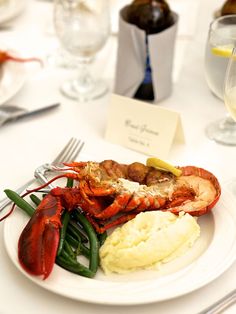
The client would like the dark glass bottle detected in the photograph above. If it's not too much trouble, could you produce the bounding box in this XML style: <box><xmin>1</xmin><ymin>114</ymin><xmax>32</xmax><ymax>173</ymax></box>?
<box><xmin>220</xmin><ymin>0</ymin><xmax>236</xmax><ymax>15</ymax></box>
<box><xmin>126</xmin><ymin>0</ymin><xmax>174</xmax><ymax>101</ymax></box>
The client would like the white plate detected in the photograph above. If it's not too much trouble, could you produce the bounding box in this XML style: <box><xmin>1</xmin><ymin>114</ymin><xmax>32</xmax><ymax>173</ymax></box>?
<box><xmin>3</xmin><ymin>188</ymin><xmax>236</xmax><ymax>305</ymax></box>
<box><xmin>0</xmin><ymin>0</ymin><xmax>27</xmax><ymax>25</ymax></box>
<box><xmin>0</xmin><ymin>58</ymin><xmax>26</xmax><ymax>105</ymax></box>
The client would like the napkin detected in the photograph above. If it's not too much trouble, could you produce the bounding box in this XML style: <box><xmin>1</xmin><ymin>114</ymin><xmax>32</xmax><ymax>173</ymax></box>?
<box><xmin>114</xmin><ymin>8</ymin><xmax>178</xmax><ymax>103</ymax></box>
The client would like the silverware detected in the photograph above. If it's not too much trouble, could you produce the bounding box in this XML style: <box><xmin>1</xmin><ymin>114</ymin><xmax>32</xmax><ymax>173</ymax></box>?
<box><xmin>0</xmin><ymin>103</ymin><xmax>60</xmax><ymax>127</ymax></box>
<box><xmin>34</xmin><ymin>138</ymin><xmax>84</xmax><ymax>189</ymax></box>
<box><xmin>0</xmin><ymin>137</ymin><xmax>84</xmax><ymax>212</ymax></box>
<box><xmin>198</xmin><ymin>289</ymin><xmax>236</xmax><ymax>314</ymax></box>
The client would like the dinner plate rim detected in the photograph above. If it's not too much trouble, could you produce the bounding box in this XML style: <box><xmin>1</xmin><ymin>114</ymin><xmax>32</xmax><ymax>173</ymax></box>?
<box><xmin>0</xmin><ymin>0</ymin><xmax>27</xmax><ymax>25</ymax></box>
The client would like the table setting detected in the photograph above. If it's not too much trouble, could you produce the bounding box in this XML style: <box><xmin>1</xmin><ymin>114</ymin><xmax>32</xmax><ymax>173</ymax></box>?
<box><xmin>1</xmin><ymin>0</ymin><xmax>236</xmax><ymax>314</ymax></box>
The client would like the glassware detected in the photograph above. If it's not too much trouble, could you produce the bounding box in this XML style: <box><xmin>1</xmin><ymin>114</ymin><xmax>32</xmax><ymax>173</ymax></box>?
<box><xmin>53</xmin><ymin>0</ymin><xmax>110</xmax><ymax>101</ymax></box>
<box><xmin>223</xmin><ymin>46</ymin><xmax>236</xmax><ymax>194</ymax></box>
<box><xmin>224</xmin><ymin>47</ymin><xmax>236</xmax><ymax>123</ymax></box>
<box><xmin>205</xmin><ymin>14</ymin><xmax>236</xmax><ymax>145</ymax></box>
<box><xmin>221</xmin><ymin>0</ymin><xmax>236</xmax><ymax>16</ymax></box>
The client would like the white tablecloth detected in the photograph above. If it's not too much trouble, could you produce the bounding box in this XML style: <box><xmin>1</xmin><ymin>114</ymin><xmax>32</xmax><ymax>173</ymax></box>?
<box><xmin>1</xmin><ymin>0</ymin><xmax>236</xmax><ymax>313</ymax></box>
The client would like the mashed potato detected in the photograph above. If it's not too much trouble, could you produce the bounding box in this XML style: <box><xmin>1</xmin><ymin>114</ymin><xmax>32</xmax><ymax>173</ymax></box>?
<box><xmin>99</xmin><ymin>211</ymin><xmax>200</xmax><ymax>274</ymax></box>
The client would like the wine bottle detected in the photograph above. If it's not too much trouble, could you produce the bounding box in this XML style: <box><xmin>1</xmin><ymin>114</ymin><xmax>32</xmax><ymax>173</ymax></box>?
<box><xmin>126</xmin><ymin>0</ymin><xmax>174</xmax><ymax>101</ymax></box>
<box><xmin>220</xmin><ymin>0</ymin><xmax>236</xmax><ymax>15</ymax></box>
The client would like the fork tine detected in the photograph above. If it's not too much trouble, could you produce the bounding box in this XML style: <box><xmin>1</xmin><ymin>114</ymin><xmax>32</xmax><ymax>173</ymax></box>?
<box><xmin>52</xmin><ymin>138</ymin><xmax>76</xmax><ymax>164</ymax></box>
<box><xmin>66</xmin><ymin>141</ymin><xmax>84</xmax><ymax>162</ymax></box>
<box><xmin>63</xmin><ymin>139</ymin><xmax>80</xmax><ymax>162</ymax></box>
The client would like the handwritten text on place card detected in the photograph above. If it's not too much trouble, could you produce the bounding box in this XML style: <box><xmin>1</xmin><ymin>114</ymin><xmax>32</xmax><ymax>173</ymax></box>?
<box><xmin>105</xmin><ymin>94</ymin><xmax>185</xmax><ymax>158</ymax></box>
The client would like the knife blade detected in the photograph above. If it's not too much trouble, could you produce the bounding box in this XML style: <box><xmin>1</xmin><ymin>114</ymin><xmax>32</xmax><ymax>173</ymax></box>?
<box><xmin>9</xmin><ymin>102</ymin><xmax>60</xmax><ymax>122</ymax></box>
<box><xmin>0</xmin><ymin>103</ymin><xmax>60</xmax><ymax>124</ymax></box>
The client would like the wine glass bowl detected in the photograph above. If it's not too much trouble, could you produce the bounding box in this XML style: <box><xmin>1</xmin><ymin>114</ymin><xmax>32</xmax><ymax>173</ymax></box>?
<box><xmin>223</xmin><ymin>47</ymin><xmax>236</xmax><ymax>196</ymax></box>
<box><xmin>205</xmin><ymin>14</ymin><xmax>236</xmax><ymax>145</ymax></box>
<box><xmin>205</xmin><ymin>15</ymin><xmax>236</xmax><ymax>100</ymax></box>
<box><xmin>54</xmin><ymin>0</ymin><xmax>110</xmax><ymax>101</ymax></box>
<box><xmin>224</xmin><ymin>47</ymin><xmax>236</xmax><ymax>122</ymax></box>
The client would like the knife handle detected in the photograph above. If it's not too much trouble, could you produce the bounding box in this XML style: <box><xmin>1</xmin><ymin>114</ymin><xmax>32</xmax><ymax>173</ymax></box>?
<box><xmin>198</xmin><ymin>289</ymin><xmax>236</xmax><ymax>314</ymax></box>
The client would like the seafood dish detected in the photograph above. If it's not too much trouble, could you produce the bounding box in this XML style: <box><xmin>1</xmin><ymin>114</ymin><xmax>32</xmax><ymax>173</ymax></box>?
<box><xmin>1</xmin><ymin>158</ymin><xmax>221</xmax><ymax>280</ymax></box>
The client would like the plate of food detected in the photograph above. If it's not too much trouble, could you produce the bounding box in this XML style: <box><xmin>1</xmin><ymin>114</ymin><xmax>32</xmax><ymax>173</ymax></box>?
<box><xmin>3</xmin><ymin>158</ymin><xmax>236</xmax><ymax>305</ymax></box>
<box><xmin>0</xmin><ymin>48</ymin><xmax>42</xmax><ymax>105</ymax></box>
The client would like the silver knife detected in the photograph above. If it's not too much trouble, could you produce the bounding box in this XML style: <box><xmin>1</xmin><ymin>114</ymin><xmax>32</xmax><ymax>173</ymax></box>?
<box><xmin>0</xmin><ymin>103</ymin><xmax>60</xmax><ymax>126</ymax></box>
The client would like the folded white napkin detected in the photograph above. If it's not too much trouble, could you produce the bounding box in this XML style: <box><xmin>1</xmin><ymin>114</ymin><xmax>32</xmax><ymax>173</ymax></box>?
<box><xmin>114</xmin><ymin>8</ymin><xmax>178</xmax><ymax>103</ymax></box>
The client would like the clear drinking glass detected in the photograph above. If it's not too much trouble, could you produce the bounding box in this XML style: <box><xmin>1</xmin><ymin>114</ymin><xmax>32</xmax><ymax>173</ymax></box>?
<box><xmin>224</xmin><ymin>46</ymin><xmax>236</xmax><ymax>195</ymax></box>
<box><xmin>225</xmin><ymin>47</ymin><xmax>236</xmax><ymax>121</ymax></box>
<box><xmin>54</xmin><ymin>0</ymin><xmax>110</xmax><ymax>101</ymax></box>
<box><xmin>205</xmin><ymin>14</ymin><xmax>236</xmax><ymax>145</ymax></box>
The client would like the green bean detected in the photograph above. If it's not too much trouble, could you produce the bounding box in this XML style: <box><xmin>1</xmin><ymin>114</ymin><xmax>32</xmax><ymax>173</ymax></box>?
<box><xmin>65</xmin><ymin>233</ymin><xmax>79</xmax><ymax>248</ymax></box>
<box><xmin>67</xmin><ymin>224</ymin><xmax>81</xmax><ymax>241</ymax></box>
<box><xmin>68</xmin><ymin>220</ymin><xmax>88</xmax><ymax>243</ymax></box>
<box><xmin>79</xmin><ymin>242</ymin><xmax>90</xmax><ymax>259</ymax></box>
<box><xmin>65</xmin><ymin>233</ymin><xmax>90</xmax><ymax>259</ymax></box>
<box><xmin>74</xmin><ymin>210</ymin><xmax>99</xmax><ymax>273</ymax></box>
<box><xmin>5</xmin><ymin>183</ymin><xmax>99</xmax><ymax>279</ymax></box>
<box><xmin>60</xmin><ymin>249</ymin><xmax>94</xmax><ymax>276</ymax></box>
<box><xmin>30</xmin><ymin>194</ymin><xmax>41</xmax><ymax>206</ymax></box>
<box><xmin>63</xmin><ymin>240</ymin><xmax>76</xmax><ymax>259</ymax></box>
<box><xmin>56</xmin><ymin>178</ymin><xmax>74</xmax><ymax>256</ymax></box>
<box><xmin>4</xmin><ymin>189</ymin><xmax>35</xmax><ymax>217</ymax></box>
<box><xmin>98</xmin><ymin>231</ymin><xmax>107</xmax><ymax>246</ymax></box>
<box><xmin>65</xmin><ymin>233</ymin><xmax>82</xmax><ymax>257</ymax></box>
<box><xmin>57</xmin><ymin>212</ymin><xmax>70</xmax><ymax>256</ymax></box>
<box><xmin>67</xmin><ymin>178</ymin><xmax>74</xmax><ymax>188</ymax></box>
<box><xmin>56</xmin><ymin>254</ymin><xmax>95</xmax><ymax>278</ymax></box>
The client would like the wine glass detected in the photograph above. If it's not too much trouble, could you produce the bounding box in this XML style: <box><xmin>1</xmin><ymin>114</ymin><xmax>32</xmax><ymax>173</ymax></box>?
<box><xmin>223</xmin><ymin>46</ymin><xmax>236</xmax><ymax>195</ymax></box>
<box><xmin>54</xmin><ymin>0</ymin><xmax>110</xmax><ymax>101</ymax></box>
<box><xmin>205</xmin><ymin>14</ymin><xmax>236</xmax><ymax>145</ymax></box>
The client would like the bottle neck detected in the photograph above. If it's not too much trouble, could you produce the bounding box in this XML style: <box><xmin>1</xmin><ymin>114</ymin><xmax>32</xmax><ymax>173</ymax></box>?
<box><xmin>131</xmin><ymin>0</ymin><xmax>167</xmax><ymax>4</ymax></box>
<box><xmin>221</xmin><ymin>0</ymin><xmax>236</xmax><ymax>15</ymax></box>
<box><xmin>127</xmin><ymin>0</ymin><xmax>174</xmax><ymax>34</ymax></box>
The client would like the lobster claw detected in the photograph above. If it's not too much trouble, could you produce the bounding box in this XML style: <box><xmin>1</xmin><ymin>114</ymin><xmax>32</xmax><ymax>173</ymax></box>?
<box><xmin>18</xmin><ymin>194</ymin><xmax>62</xmax><ymax>279</ymax></box>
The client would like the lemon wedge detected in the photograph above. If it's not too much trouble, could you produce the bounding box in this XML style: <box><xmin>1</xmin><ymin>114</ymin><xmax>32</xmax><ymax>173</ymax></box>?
<box><xmin>146</xmin><ymin>157</ymin><xmax>182</xmax><ymax>177</ymax></box>
<box><xmin>211</xmin><ymin>45</ymin><xmax>233</xmax><ymax>58</ymax></box>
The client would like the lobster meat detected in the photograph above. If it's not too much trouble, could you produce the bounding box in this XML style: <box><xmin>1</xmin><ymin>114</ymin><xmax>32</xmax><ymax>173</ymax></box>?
<box><xmin>10</xmin><ymin>160</ymin><xmax>222</xmax><ymax>279</ymax></box>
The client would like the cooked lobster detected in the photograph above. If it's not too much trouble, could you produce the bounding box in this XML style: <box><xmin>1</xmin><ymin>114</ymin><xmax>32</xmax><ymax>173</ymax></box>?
<box><xmin>4</xmin><ymin>160</ymin><xmax>221</xmax><ymax>279</ymax></box>
<box><xmin>0</xmin><ymin>50</ymin><xmax>42</xmax><ymax>65</ymax></box>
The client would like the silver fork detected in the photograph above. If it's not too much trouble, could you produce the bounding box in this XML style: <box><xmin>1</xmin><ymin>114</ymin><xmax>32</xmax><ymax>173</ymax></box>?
<box><xmin>0</xmin><ymin>137</ymin><xmax>84</xmax><ymax>212</ymax></box>
<box><xmin>34</xmin><ymin>138</ymin><xmax>84</xmax><ymax>189</ymax></box>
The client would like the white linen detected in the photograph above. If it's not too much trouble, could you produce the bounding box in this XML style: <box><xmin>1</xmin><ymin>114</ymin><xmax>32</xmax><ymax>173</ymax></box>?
<box><xmin>0</xmin><ymin>0</ymin><xmax>236</xmax><ymax>314</ymax></box>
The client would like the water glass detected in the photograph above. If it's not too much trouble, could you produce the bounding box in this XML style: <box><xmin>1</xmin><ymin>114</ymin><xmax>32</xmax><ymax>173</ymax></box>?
<box><xmin>54</xmin><ymin>0</ymin><xmax>110</xmax><ymax>101</ymax></box>
<box><xmin>205</xmin><ymin>14</ymin><xmax>236</xmax><ymax>145</ymax></box>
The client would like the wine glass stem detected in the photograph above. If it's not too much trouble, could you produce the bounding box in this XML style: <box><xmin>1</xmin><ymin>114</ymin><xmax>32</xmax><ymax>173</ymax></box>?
<box><xmin>73</xmin><ymin>59</ymin><xmax>94</xmax><ymax>94</ymax></box>
<box><xmin>220</xmin><ymin>114</ymin><xmax>236</xmax><ymax>129</ymax></box>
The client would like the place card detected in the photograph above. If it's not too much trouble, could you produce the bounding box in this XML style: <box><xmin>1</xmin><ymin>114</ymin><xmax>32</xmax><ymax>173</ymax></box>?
<box><xmin>105</xmin><ymin>94</ymin><xmax>185</xmax><ymax>158</ymax></box>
